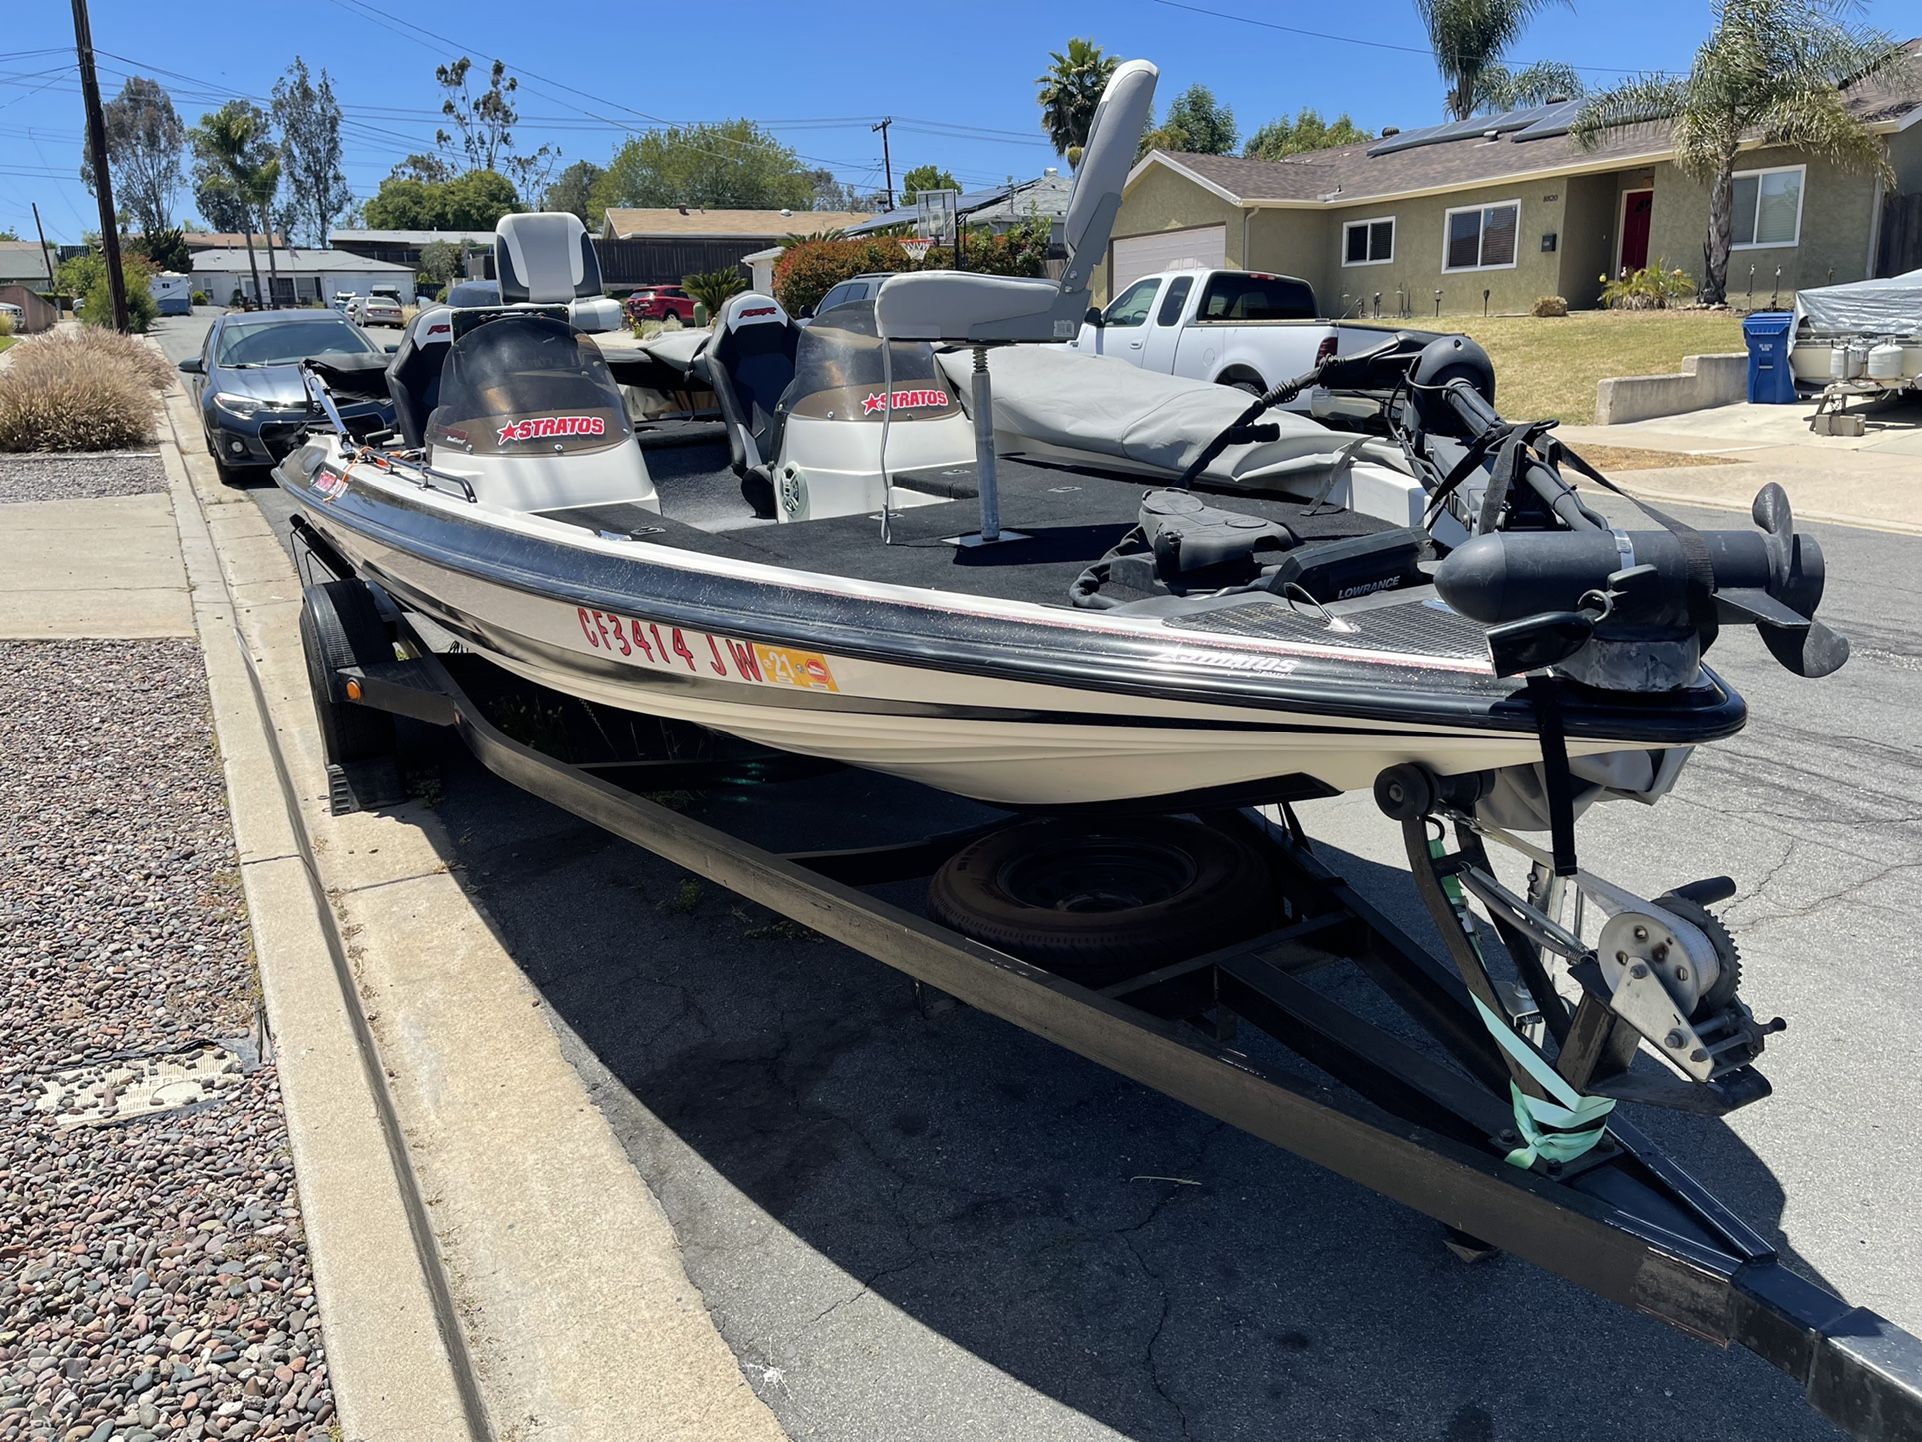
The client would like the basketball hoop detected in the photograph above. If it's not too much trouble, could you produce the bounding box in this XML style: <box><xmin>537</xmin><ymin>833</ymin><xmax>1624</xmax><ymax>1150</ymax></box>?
<box><xmin>899</xmin><ymin>236</ymin><xmax>934</xmax><ymax>263</ymax></box>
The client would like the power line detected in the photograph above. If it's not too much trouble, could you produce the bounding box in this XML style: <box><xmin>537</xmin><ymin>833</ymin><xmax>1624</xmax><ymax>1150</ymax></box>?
<box><xmin>1146</xmin><ymin>0</ymin><xmax>1660</xmax><ymax>76</ymax></box>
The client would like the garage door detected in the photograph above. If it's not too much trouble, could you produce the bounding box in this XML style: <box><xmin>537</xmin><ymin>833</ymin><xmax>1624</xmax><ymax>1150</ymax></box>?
<box><xmin>1111</xmin><ymin>225</ymin><xmax>1227</xmax><ymax>292</ymax></box>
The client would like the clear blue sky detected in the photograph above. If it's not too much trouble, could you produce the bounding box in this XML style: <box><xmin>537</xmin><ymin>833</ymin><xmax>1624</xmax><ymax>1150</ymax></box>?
<box><xmin>3</xmin><ymin>0</ymin><xmax>1915</xmax><ymax>242</ymax></box>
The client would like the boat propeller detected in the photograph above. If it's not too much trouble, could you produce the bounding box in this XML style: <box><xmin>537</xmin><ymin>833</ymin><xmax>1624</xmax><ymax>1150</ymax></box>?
<box><xmin>1435</xmin><ymin>482</ymin><xmax>1849</xmax><ymax>686</ymax></box>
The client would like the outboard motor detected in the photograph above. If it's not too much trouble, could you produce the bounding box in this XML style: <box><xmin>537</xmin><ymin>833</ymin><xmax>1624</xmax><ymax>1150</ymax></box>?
<box><xmin>1385</xmin><ymin>337</ymin><xmax>1848</xmax><ymax>690</ymax></box>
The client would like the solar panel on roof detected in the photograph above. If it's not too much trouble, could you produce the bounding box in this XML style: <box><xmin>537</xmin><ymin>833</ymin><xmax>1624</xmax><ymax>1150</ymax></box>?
<box><xmin>1512</xmin><ymin>97</ymin><xmax>1589</xmax><ymax>142</ymax></box>
<box><xmin>1365</xmin><ymin>102</ymin><xmax>1567</xmax><ymax>156</ymax></box>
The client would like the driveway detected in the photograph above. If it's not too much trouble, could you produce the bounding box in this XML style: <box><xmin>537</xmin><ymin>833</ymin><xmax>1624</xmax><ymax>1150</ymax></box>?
<box><xmin>149</xmin><ymin>305</ymin><xmax>1922</xmax><ymax>1441</ymax></box>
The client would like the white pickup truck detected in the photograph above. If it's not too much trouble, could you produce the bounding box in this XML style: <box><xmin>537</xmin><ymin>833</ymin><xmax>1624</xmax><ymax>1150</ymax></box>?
<box><xmin>1066</xmin><ymin>268</ymin><xmax>1432</xmax><ymax>412</ymax></box>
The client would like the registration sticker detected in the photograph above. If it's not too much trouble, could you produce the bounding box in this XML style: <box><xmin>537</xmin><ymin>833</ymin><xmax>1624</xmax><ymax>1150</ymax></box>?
<box><xmin>574</xmin><ymin>606</ymin><xmax>838</xmax><ymax>692</ymax></box>
<box><xmin>312</xmin><ymin>469</ymin><xmax>349</xmax><ymax>500</ymax></box>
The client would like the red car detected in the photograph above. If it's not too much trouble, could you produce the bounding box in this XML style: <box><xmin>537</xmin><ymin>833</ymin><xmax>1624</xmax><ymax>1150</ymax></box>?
<box><xmin>624</xmin><ymin>285</ymin><xmax>697</xmax><ymax>325</ymax></box>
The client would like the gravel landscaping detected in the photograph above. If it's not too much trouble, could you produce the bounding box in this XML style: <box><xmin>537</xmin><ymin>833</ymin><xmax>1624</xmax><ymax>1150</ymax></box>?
<box><xmin>0</xmin><ymin>455</ymin><xmax>167</xmax><ymax>507</ymax></box>
<box><xmin>0</xmin><ymin>640</ymin><xmax>333</xmax><ymax>1441</ymax></box>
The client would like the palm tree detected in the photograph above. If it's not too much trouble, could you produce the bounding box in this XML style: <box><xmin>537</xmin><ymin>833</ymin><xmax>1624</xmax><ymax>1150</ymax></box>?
<box><xmin>1415</xmin><ymin>0</ymin><xmax>1576</xmax><ymax>121</ymax></box>
<box><xmin>1573</xmin><ymin>0</ymin><xmax>1909</xmax><ymax>305</ymax></box>
<box><xmin>193</xmin><ymin>104</ymin><xmax>281</xmax><ymax>306</ymax></box>
<box><xmin>1036</xmin><ymin>38</ymin><xmax>1118</xmax><ymax>168</ymax></box>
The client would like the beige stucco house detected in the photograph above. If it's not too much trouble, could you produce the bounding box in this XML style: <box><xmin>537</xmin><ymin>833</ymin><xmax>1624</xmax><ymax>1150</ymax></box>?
<box><xmin>1104</xmin><ymin>51</ymin><xmax>1922</xmax><ymax>317</ymax></box>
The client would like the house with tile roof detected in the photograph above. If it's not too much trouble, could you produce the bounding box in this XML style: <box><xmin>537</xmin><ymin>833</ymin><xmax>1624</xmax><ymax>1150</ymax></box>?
<box><xmin>1105</xmin><ymin>47</ymin><xmax>1922</xmax><ymax>316</ymax></box>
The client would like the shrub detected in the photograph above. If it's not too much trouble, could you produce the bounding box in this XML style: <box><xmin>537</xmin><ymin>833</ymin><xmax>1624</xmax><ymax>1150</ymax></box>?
<box><xmin>680</xmin><ymin>267</ymin><xmax>749</xmax><ymax>321</ymax></box>
<box><xmin>1599</xmin><ymin>260</ymin><xmax>1695</xmax><ymax>311</ymax></box>
<box><xmin>1531</xmin><ymin>295</ymin><xmax>1569</xmax><ymax>317</ymax></box>
<box><xmin>0</xmin><ymin>312</ymin><xmax>14</xmax><ymax>338</ymax></box>
<box><xmin>0</xmin><ymin>331</ymin><xmax>162</xmax><ymax>451</ymax></box>
<box><xmin>774</xmin><ymin>238</ymin><xmax>914</xmax><ymax>316</ymax></box>
<box><xmin>191</xmin><ymin>290</ymin><xmax>209</xmax><ymax>306</ymax></box>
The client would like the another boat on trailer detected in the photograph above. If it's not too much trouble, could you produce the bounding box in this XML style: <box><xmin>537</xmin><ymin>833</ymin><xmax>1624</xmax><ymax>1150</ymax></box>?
<box><xmin>272</xmin><ymin>57</ymin><xmax>1920</xmax><ymax>1441</ymax></box>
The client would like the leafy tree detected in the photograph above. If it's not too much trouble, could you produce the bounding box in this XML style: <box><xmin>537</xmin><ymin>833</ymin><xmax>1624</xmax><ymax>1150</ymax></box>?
<box><xmin>806</xmin><ymin>171</ymin><xmax>879</xmax><ymax>212</ymax></box>
<box><xmin>1478</xmin><ymin>60</ymin><xmax>1584</xmax><ymax>113</ymax></box>
<box><xmin>0</xmin><ymin>229</ymin><xmax>18</xmax><ymax>241</ymax></box>
<box><xmin>191</xmin><ymin>101</ymin><xmax>281</xmax><ymax>306</ymax></box>
<box><xmin>1164</xmin><ymin>84</ymin><xmax>1237</xmax><ymax>155</ymax></box>
<box><xmin>591</xmin><ymin>121</ymin><xmax>814</xmax><ymax>211</ymax></box>
<box><xmin>899</xmin><ymin>164</ymin><xmax>959</xmax><ymax>205</ymax></box>
<box><xmin>544</xmin><ymin>159</ymin><xmax>603</xmax><ymax>223</ymax></box>
<box><xmin>1415</xmin><ymin>0</ymin><xmax>1574</xmax><ymax>121</ymax></box>
<box><xmin>435</xmin><ymin>57</ymin><xmax>557</xmax><ymax>202</ymax></box>
<box><xmin>1037</xmin><ymin>38</ymin><xmax>1119</xmax><ymax>167</ymax></box>
<box><xmin>78</xmin><ymin>76</ymin><xmax>186</xmax><ymax>239</ymax></box>
<box><xmin>418</xmin><ymin>239</ymin><xmax>461</xmax><ymax>286</ymax></box>
<box><xmin>1243</xmin><ymin>108</ymin><xmax>1375</xmax><ymax>160</ymax></box>
<box><xmin>138</xmin><ymin>225</ymin><xmax>190</xmax><ymax>273</ymax></box>
<box><xmin>362</xmin><ymin>169</ymin><xmax>519</xmax><ymax>231</ymax></box>
<box><xmin>272</xmin><ymin>58</ymin><xmax>352</xmax><ymax>246</ymax></box>
<box><xmin>389</xmin><ymin>152</ymin><xmax>454</xmax><ymax>184</ymax></box>
<box><xmin>1574</xmin><ymin>0</ymin><xmax>1910</xmax><ymax>305</ymax></box>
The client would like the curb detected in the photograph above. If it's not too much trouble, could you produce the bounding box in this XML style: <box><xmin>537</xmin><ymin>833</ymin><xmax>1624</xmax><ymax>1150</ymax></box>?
<box><xmin>157</xmin><ymin>390</ymin><xmax>489</xmax><ymax>1442</ymax></box>
<box><xmin>160</xmin><ymin>388</ymin><xmax>789</xmax><ymax>1440</ymax></box>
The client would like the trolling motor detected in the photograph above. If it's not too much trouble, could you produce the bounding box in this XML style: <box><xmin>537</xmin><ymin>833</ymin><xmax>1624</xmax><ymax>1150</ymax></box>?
<box><xmin>1382</xmin><ymin>336</ymin><xmax>1849</xmax><ymax>689</ymax></box>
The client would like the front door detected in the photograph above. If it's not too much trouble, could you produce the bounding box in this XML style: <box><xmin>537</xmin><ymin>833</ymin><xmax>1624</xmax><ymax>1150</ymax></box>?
<box><xmin>1620</xmin><ymin>189</ymin><xmax>1654</xmax><ymax>273</ymax></box>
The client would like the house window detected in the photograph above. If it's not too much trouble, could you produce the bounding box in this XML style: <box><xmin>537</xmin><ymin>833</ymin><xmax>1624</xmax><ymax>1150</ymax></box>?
<box><xmin>1342</xmin><ymin>217</ymin><xmax>1395</xmax><ymax>266</ymax></box>
<box><xmin>1732</xmin><ymin>164</ymin><xmax>1804</xmax><ymax>249</ymax></box>
<box><xmin>1442</xmin><ymin>200</ymin><xmax>1520</xmax><ymax>272</ymax></box>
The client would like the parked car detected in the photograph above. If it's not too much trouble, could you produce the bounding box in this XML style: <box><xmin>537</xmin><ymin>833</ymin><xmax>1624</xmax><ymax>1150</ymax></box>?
<box><xmin>800</xmin><ymin>273</ymin><xmax>894</xmax><ymax>324</ymax></box>
<box><xmin>356</xmin><ymin>294</ymin><xmax>405</xmax><ymax>328</ymax></box>
<box><xmin>444</xmin><ymin>279</ymin><xmax>501</xmax><ymax>308</ymax></box>
<box><xmin>0</xmin><ymin>301</ymin><xmax>23</xmax><ymax>326</ymax></box>
<box><xmin>330</xmin><ymin>290</ymin><xmax>358</xmax><ymax>311</ymax></box>
<box><xmin>176</xmin><ymin>309</ymin><xmax>395</xmax><ymax>481</ymax></box>
<box><xmin>624</xmin><ymin>285</ymin><xmax>697</xmax><ymax>325</ymax></box>
<box><xmin>1066</xmin><ymin>268</ymin><xmax>1436</xmax><ymax>411</ymax></box>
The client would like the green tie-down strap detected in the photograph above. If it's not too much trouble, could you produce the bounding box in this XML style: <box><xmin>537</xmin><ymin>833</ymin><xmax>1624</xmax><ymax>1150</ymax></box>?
<box><xmin>1426</xmin><ymin>837</ymin><xmax>1614</xmax><ymax>1169</ymax></box>
<box><xmin>1471</xmin><ymin>993</ymin><xmax>1615</xmax><ymax>1168</ymax></box>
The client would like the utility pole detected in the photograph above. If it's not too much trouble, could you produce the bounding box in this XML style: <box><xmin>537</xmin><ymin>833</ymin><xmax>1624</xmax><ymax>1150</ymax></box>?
<box><xmin>31</xmin><ymin>203</ymin><xmax>57</xmax><ymax>298</ymax></box>
<box><xmin>70</xmin><ymin>0</ymin><xmax>128</xmax><ymax>332</ymax></box>
<box><xmin>872</xmin><ymin>117</ymin><xmax>894</xmax><ymax>211</ymax></box>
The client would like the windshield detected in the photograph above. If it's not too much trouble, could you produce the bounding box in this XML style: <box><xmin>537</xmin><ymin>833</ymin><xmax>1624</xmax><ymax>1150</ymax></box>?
<box><xmin>428</xmin><ymin>314</ymin><xmax>630</xmax><ymax>457</ymax></box>
<box><xmin>446</xmin><ymin>280</ymin><xmax>501</xmax><ymax>307</ymax></box>
<box><xmin>217</xmin><ymin>318</ymin><xmax>380</xmax><ymax>367</ymax></box>
<box><xmin>784</xmin><ymin>301</ymin><xmax>959</xmax><ymax>423</ymax></box>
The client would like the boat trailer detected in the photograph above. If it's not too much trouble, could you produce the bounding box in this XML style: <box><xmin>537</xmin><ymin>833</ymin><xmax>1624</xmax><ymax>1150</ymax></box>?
<box><xmin>291</xmin><ymin>516</ymin><xmax>1922</xmax><ymax>1442</ymax></box>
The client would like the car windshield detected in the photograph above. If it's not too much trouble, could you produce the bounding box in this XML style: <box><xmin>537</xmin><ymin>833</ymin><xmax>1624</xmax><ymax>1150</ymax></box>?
<box><xmin>446</xmin><ymin>280</ymin><xmax>500</xmax><ymax>307</ymax></box>
<box><xmin>217</xmin><ymin>318</ymin><xmax>379</xmax><ymax>366</ymax></box>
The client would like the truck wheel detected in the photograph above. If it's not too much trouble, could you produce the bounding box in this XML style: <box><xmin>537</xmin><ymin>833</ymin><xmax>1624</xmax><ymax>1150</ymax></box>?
<box><xmin>927</xmin><ymin>816</ymin><xmax>1272</xmax><ymax>985</ymax></box>
<box><xmin>299</xmin><ymin>579</ymin><xmax>396</xmax><ymax>767</ymax></box>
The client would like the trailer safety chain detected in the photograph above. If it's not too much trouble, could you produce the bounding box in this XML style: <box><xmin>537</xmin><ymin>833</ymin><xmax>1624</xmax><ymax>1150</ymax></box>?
<box><xmin>1429</xmin><ymin>836</ymin><xmax>1613</xmax><ymax>1169</ymax></box>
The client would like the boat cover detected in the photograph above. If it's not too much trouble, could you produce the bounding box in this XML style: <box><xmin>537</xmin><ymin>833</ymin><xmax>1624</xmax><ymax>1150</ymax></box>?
<box><xmin>1791</xmin><ymin>268</ymin><xmax>1922</xmax><ymax>345</ymax></box>
<box><xmin>933</xmin><ymin>344</ymin><xmax>1372</xmax><ymax>486</ymax></box>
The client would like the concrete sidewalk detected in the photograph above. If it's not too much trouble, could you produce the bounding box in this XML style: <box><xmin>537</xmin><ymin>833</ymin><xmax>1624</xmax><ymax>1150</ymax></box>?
<box><xmin>1561</xmin><ymin>397</ymin><xmax>1922</xmax><ymax>536</ymax></box>
<box><xmin>154</xmin><ymin>388</ymin><xmax>788</xmax><ymax>1442</ymax></box>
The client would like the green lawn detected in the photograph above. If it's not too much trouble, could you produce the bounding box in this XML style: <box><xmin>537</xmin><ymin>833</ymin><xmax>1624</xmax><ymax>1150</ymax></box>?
<box><xmin>0</xmin><ymin>336</ymin><xmax>16</xmax><ymax>353</ymax></box>
<box><xmin>1440</xmin><ymin>310</ymin><xmax>1747</xmax><ymax>425</ymax></box>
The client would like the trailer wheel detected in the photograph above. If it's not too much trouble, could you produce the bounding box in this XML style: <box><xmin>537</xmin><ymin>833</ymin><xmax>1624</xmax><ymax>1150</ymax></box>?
<box><xmin>928</xmin><ymin>816</ymin><xmax>1271</xmax><ymax>984</ymax></box>
<box><xmin>299</xmin><ymin>579</ymin><xmax>396</xmax><ymax>766</ymax></box>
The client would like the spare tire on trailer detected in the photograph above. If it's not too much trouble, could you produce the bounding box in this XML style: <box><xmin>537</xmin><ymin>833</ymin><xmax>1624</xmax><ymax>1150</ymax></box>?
<box><xmin>927</xmin><ymin>816</ymin><xmax>1273</xmax><ymax>985</ymax></box>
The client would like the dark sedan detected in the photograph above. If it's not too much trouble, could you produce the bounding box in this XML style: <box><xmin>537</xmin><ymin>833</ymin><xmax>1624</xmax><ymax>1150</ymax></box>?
<box><xmin>178</xmin><ymin>310</ymin><xmax>396</xmax><ymax>480</ymax></box>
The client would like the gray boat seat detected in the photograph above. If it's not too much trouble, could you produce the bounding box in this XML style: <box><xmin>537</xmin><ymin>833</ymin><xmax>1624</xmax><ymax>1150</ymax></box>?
<box><xmin>874</xmin><ymin>59</ymin><xmax>1157</xmax><ymax>346</ymax></box>
<box><xmin>495</xmin><ymin>212</ymin><xmax>604</xmax><ymax>304</ymax></box>
<box><xmin>701</xmin><ymin>293</ymin><xmax>799</xmax><ymax>477</ymax></box>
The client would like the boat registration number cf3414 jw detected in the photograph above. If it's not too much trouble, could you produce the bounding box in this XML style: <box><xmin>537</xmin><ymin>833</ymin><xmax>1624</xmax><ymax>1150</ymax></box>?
<box><xmin>574</xmin><ymin>606</ymin><xmax>839</xmax><ymax>693</ymax></box>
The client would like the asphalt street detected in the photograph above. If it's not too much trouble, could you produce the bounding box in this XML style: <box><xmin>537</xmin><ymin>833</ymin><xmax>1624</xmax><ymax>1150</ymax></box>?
<box><xmin>153</xmin><ymin>309</ymin><xmax>1922</xmax><ymax>1442</ymax></box>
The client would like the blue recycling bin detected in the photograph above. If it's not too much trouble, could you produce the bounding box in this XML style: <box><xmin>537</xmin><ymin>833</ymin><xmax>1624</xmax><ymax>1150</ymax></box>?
<box><xmin>1743</xmin><ymin>311</ymin><xmax>1797</xmax><ymax>404</ymax></box>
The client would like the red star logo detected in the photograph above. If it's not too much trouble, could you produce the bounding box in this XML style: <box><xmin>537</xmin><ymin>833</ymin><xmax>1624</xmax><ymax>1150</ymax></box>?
<box><xmin>861</xmin><ymin>392</ymin><xmax>884</xmax><ymax>415</ymax></box>
<box><xmin>497</xmin><ymin>422</ymin><xmax>517</xmax><ymax>444</ymax></box>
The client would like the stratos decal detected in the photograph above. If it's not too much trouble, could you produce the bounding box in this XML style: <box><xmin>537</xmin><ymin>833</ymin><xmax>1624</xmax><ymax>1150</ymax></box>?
<box><xmin>573</xmin><ymin>605</ymin><xmax>839</xmax><ymax>692</ymax></box>
<box><xmin>861</xmin><ymin>388</ymin><xmax>950</xmax><ymax>415</ymax></box>
<box><xmin>497</xmin><ymin>415</ymin><xmax>607</xmax><ymax>444</ymax></box>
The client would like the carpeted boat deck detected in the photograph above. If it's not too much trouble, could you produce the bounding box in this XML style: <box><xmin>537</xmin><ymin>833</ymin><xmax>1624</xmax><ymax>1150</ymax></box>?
<box><xmin>538</xmin><ymin>444</ymin><xmax>1394</xmax><ymax>610</ymax></box>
